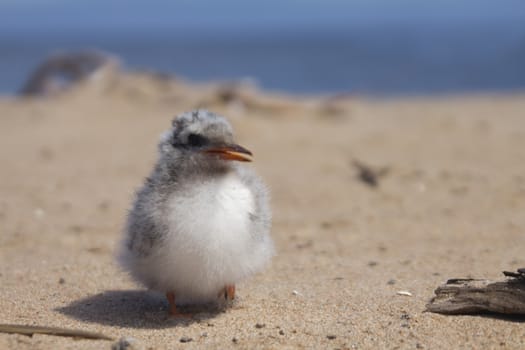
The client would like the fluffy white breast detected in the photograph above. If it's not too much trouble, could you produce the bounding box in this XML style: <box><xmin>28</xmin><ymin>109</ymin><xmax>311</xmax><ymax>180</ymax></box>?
<box><xmin>142</xmin><ymin>172</ymin><xmax>260</xmax><ymax>303</ymax></box>
<box><xmin>168</xmin><ymin>173</ymin><xmax>255</xmax><ymax>243</ymax></box>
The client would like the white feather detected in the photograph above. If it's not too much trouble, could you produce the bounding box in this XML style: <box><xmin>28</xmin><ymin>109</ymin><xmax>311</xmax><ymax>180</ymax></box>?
<box><xmin>121</xmin><ymin>173</ymin><xmax>273</xmax><ymax>304</ymax></box>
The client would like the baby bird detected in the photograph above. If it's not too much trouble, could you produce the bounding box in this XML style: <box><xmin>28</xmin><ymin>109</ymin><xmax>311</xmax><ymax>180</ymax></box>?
<box><xmin>118</xmin><ymin>110</ymin><xmax>274</xmax><ymax>316</ymax></box>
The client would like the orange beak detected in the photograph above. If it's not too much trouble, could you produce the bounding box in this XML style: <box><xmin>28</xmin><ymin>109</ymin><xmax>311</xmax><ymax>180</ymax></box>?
<box><xmin>203</xmin><ymin>144</ymin><xmax>253</xmax><ymax>162</ymax></box>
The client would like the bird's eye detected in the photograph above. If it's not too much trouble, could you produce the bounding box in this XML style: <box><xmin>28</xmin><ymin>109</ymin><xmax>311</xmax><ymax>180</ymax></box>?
<box><xmin>187</xmin><ymin>133</ymin><xmax>208</xmax><ymax>147</ymax></box>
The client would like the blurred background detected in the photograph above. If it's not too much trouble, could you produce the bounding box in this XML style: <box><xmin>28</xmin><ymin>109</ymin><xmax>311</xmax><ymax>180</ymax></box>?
<box><xmin>0</xmin><ymin>0</ymin><xmax>524</xmax><ymax>96</ymax></box>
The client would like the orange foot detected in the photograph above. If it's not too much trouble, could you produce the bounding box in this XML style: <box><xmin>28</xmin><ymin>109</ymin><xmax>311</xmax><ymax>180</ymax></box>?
<box><xmin>218</xmin><ymin>284</ymin><xmax>236</xmax><ymax>301</ymax></box>
<box><xmin>165</xmin><ymin>291</ymin><xmax>192</xmax><ymax>318</ymax></box>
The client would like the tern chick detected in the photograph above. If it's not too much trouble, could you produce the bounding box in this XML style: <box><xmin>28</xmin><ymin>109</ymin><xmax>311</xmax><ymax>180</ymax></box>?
<box><xmin>118</xmin><ymin>110</ymin><xmax>274</xmax><ymax>316</ymax></box>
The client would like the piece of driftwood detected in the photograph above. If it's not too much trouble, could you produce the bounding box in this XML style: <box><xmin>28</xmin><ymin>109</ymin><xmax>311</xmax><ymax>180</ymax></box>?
<box><xmin>0</xmin><ymin>324</ymin><xmax>113</xmax><ymax>340</ymax></box>
<box><xmin>426</xmin><ymin>269</ymin><xmax>525</xmax><ymax>315</ymax></box>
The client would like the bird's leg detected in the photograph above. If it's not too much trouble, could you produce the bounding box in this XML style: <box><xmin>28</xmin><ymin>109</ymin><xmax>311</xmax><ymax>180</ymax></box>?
<box><xmin>166</xmin><ymin>291</ymin><xmax>178</xmax><ymax>315</ymax></box>
<box><xmin>165</xmin><ymin>291</ymin><xmax>191</xmax><ymax>318</ymax></box>
<box><xmin>223</xmin><ymin>284</ymin><xmax>236</xmax><ymax>300</ymax></box>
<box><xmin>218</xmin><ymin>285</ymin><xmax>236</xmax><ymax>300</ymax></box>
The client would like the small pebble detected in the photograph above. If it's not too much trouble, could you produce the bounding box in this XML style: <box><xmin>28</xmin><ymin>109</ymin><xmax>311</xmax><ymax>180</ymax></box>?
<box><xmin>327</xmin><ymin>335</ymin><xmax>337</xmax><ymax>340</ymax></box>
<box><xmin>58</xmin><ymin>277</ymin><xmax>65</xmax><ymax>284</ymax></box>
<box><xmin>396</xmin><ymin>291</ymin><xmax>413</xmax><ymax>296</ymax></box>
<box><xmin>255</xmin><ymin>323</ymin><xmax>266</xmax><ymax>329</ymax></box>
<box><xmin>387</xmin><ymin>279</ymin><xmax>396</xmax><ymax>285</ymax></box>
<box><xmin>367</xmin><ymin>261</ymin><xmax>378</xmax><ymax>267</ymax></box>
<box><xmin>279</xmin><ymin>330</ymin><xmax>285</xmax><ymax>335</ymax></box>
<box><xmin>232</xmin><ymin>337</ymin><xmax>238</xmax><ymax>343</ymax></box>
<box><xmin>292</xmin><ymin>290</ymin><xmax>301</xmax><ymax>296</ymax></box>
<box><xmin>111</xmin><ymin>337</ymin><xmax>144</xmax><ymax>350</ymax></box>
<box><xmin>98</xmin><ymin>200</ymin><xmax>110</xmax><ymax>211</ymax></box>
<box><xmin>179</xmin><ymin>336</ymin><xmax>192</xmax><ymax>343</ymax></box>
<box><xmin>69</xmin><ymin>225</ymin><xmax>84</xmax><ymax>233</ymax></box>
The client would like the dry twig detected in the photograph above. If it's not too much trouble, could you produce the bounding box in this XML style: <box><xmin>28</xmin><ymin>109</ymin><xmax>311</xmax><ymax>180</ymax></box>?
<box><xmin>0</xmin><ymin>324</ymin><xmax>113</xmax><ymax>341</ymax></box>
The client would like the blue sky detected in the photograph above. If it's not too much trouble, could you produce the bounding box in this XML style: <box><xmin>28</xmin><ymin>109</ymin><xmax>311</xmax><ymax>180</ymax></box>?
<box><xmin>1</xmin><ymin>0</ymin><xmax>524</xmax><ymax>34</ymax></box>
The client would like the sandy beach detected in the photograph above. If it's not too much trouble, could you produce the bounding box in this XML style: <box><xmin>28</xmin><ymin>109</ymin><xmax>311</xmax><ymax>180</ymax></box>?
<box><xmin>1</xmin><ymin>73</ymin><xmax>525</xmax><ymax>349</ymax></box>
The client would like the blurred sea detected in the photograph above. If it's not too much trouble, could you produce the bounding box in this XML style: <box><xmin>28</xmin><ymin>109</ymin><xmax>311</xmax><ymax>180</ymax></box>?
<box><xmin>1</xmin><ymin>23</ymin><xmax>524</xmax><ymax>96</ymax></box>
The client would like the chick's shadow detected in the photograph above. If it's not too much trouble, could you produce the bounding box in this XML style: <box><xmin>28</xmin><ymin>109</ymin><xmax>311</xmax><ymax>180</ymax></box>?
<box><xmin>56</xmin><ymin>290</ymin><xmax>226</xmax><ymax>329</ymax></box>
